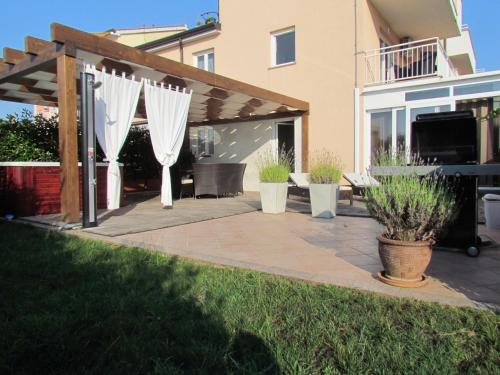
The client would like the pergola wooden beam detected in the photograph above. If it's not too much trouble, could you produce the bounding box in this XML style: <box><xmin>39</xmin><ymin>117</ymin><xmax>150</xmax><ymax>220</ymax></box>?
<box><xmin>0</xmin><ymin>42</ymin><xmax>74</xmax><ymax>84</ymax></box>
<box><xmin>0</xmin><ymin>58</ymin><xmax>6</xmax><ymax>73</ymax></box>
<box><xmin>161</xmin><ymin>75</ymin><xmax>187</xmax><ymax>88</ymax></box>
<box><xmin>188</xmin><ymin>110</ymin><xmax>305</xmax><ymax>127</ymax></box>
<box><xmin>57</xmin><ymin>54</ymin><xmax>79</xmax><ymax>223</ymax></box>
<box><xmin>0</xmin><ymin>92</ymin><xmax>56</xmax><ymax>106</ymax></box>
<box><xmin>25</xmin><ymin>36</ymin><xmax>53</xmax><ymax>55</ymax></box>
<box><xmin>3</xmin><ymin>48</ymin><xmax>26</xmax><ymax>65</ymax></box>
<box><xmin>96</xmin><ymin>58</ymin><xmax>134</xmax><ymax>76</ymax></box>
<box><xmin>301</xmin><ymin>112</ymin><xmax>309</xmax><ymax>171</ymax></box>
<box><xmin>1</xmin><ymin>90</ymin><xmax>57</xmax><ymax>103</ymax></box>
<box><xmin>51</xmin><ymin>23</ymin><xmax>309</xmax><ymax>111</ymax></box>
<box><xmin>17</xmin><ymin>84</ymin><xmax>55</xmax><ymax>96</ymax></box>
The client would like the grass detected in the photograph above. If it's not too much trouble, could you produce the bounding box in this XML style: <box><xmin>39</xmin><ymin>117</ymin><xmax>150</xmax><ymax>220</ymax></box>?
<box><xmin>0</xmin><ymin>222</ymin><xmax>499</xmax><ymax>374</ymax></box>
<box><xmin>309</xmin><ymin>151</ymin><xmax>343</xmax><ymax>184</ymax></box>
<box><xmin>257</xmin><ymin>146</ymin><xmax>292</xmax><ymax>183</ymax></box>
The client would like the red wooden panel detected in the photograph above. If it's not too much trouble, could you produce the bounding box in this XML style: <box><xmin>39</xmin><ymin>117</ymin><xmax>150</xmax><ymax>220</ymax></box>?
<box><xmin>0</xmin><ymin>165</ymin><xmax>122</xmax><ymax>217</ymax></box>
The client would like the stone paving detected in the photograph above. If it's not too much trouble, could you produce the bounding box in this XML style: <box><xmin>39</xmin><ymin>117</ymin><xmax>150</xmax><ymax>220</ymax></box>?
<box><xmin>23</xmin><ymin>192</ymin><xmax>368</xmax><ymax>236</ymax></box>
<box><xmin>76</xmin><ymin>195</ymin><xmax>500</xmax><ymax>310</ymax></box>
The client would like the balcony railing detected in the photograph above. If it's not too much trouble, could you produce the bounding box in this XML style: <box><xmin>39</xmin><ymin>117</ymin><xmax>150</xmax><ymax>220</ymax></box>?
<box><xmin>364</xmin><ymin>38</ymin><xmax>457</xmax><ymax>85</ymax></box>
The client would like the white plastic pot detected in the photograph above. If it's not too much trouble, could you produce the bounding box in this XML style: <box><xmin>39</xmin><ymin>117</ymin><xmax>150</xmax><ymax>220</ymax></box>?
<box><xmin>310</xmin><ymin>183</ymin><xmax>339</xmax><ymax>218</ymax></box>
<box><xmin>260</xmin><ymin>182</ymin><xmax>288</xmax><ymax>214</ymax></box>
<box><xmin>482</xmin><ymin>194</ymin><xmax>500</xmax><ymax>229</ymax></box>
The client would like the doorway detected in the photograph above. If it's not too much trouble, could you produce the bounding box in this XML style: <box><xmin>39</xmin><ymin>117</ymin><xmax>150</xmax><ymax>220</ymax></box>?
<box><xmin>277</xmin><ymin>121</ymin><xmax>295</xmax><ymax>171</ymax></box>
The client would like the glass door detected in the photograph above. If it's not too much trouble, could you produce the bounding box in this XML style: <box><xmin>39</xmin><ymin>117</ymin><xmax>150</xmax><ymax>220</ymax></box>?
<box><xmin>367</xmin><ymin>108</ymin><xmax>407</xmax><ymax>166</ymax></box>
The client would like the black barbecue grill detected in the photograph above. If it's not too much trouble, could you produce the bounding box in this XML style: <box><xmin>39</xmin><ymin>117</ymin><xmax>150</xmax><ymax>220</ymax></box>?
<box><xmin>372</xmin><ymin>110</ymin><xmax>500</xmax><ymax>257</ymax></box>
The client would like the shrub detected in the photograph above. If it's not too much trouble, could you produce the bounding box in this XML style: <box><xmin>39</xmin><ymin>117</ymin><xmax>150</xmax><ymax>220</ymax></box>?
<box><xmin>0</xmin><ymin>111</ymin><xmax>160</xmax><ymax>181</ymax></box>
<box><xmin>120</xmin><ymin>126</ymin><xmax>160</xmax><ymax>180</ymax></box>
<box><xmin>257</xmin><ymin>146</ymin><xmax>292</xmax><ymax>183</ymax></box>
<box><xmin>365</xmin><ymin>172</ymin><xmax>458</xmax><ymax>242</ymax></box>
<box><xmin>371</xmin><ymin>146</ymin><xmax>409</xmax><ymax>167</ymax></box>
<box><xmin>309</xmin><ymin>151</ymin><xmax>342</xmax><ymax>184</ymax></box>
<box><xmin>0</xmin><ymin>111</ymin><xmax>60</xmax><ymax>161</ymax></box>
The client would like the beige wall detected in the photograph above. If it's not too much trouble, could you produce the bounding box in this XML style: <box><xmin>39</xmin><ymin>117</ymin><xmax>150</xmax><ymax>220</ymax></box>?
<box><xmin>155</xmin><ymin>0</ymin><xmax>403</xmax><ymax>173</ymax></box>
<box><xmin>192</xmin><ymin>119</ymin><xmax>278</xmax><ymax>191</ymax></box>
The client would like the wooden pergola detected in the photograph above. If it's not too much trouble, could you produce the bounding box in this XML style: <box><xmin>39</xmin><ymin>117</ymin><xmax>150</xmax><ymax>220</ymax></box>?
<box><xmin>0</xmin><ymin>23</ymin><xmax>309</xmax><ymax>223</ymax></box>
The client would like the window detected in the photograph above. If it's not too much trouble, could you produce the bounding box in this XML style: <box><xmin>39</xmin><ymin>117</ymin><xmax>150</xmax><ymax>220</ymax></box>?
<box><xmin>454</xmin><ymin>81</ymin><xmax>500</xmax><ymax>96</ymax></box>
<box><xmin>405</xmin><ymin>88</ymin><xmax>450</xmax><ymax>101</ymax></box>
<box><xmin>369</xmin><ymin>108</ymin><xmax>407</xmax><ymax>165</ymax></box>
<box><xmin>410</xmin><ymin>105</ymin><xmax>451</xmax><ymax>122</ymax></box>
<box><xmin>371</xmin><ymin>111</ymin><xmax>392</xmax><ymax>159</ymax></box>
<box><xmin>396</xmin><ymin>109</ymin><xmax>406</xmax><ymax>150</ymax></box>
<box><xmin>190</xmin><ymin>126</ymin><xmax>214</xmax><ymax>157</ymax></box>
<box><xmin>194</xmin><ymin>50</ymin><xmax>215</xmax><ymax>72</ymax></box>
<box><xmin>271</xmin><ymin>27</ymin><xmax>295</xmax><ymax>67</ymax></box>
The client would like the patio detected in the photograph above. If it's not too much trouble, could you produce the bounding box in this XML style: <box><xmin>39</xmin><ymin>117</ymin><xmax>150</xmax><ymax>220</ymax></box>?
<box><xmin>56</xmin><ymin>193</ymin><xmax>500</xmax><ymax>310</ymax></box>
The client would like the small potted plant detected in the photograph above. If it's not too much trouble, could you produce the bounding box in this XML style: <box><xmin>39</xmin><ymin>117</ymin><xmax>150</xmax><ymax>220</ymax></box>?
<box><xmin>257</xmin><ymin>147</ymin><xmax>292</xmax><ymax>214</ymax></box>
<box><xmin>309</xmin><ymin>151</ymin><xmax>343</xmax><ymax>218</ymax></box>
<box><xmin>366</xmin><ymin>160</ymin><xmax>457</xmax><ymax>287</ymax></box>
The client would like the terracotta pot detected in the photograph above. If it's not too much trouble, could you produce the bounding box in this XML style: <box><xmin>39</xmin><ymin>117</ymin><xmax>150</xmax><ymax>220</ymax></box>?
<box><xmin>377</xmin><ymin>235</ymin><xmax>432</xmax><ymax>283</ymax></box>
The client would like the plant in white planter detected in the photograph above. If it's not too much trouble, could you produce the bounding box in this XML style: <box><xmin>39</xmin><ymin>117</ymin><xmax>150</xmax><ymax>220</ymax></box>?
<box><xmin>366</xmin><ymin>153</ymin><xmax>457</xmax><ymax>287</ymax></box>
<box><xmin>309</xmin><ymin>151</ymin><xmax>343</xmax><ymax>218</ymax></box>
<box><xmin>257</xmin><ymin>148</ymin><xmax>292</xmax><ymax>214</ymax></box>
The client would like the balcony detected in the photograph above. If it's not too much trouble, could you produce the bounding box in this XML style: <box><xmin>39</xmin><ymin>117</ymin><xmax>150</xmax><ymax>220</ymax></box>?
<box><xmin>446</xmin><ymin>25</ymin><xmax>477</xmax><ymax>75</ymax></box>
<box><xmin>369</xmin><ymin>0</ymin><xmax>461</xmax><ymax>40</ymax></box>
<box><xmin>364</xmin><ymin>38</ymin><xmax>457</xmax><ymax>85</ymax></box>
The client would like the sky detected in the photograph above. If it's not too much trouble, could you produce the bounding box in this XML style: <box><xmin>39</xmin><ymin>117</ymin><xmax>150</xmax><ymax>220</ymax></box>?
<box><xmin>0</xmin><ymin>0</ymin><xmax>499</xmax><ymax>117</ymax></box>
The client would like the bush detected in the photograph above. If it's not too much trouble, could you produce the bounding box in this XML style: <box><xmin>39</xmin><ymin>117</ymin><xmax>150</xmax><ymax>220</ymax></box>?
<box><xmin>0</xmin><ymin>111</ymin><xmax>159</xmax><ymax>181</ymax></box>
<box><xmin>371</xmin><ymin>146</ymin><xmax>409</xmax><ymax>167</ymax></box>
<box><xmin>120</xmin><ymin>126</ymin><xmax>160</xmax><ymax>180</ymax></box>
<box><xmin>309</xmin><ymin>151</ymin><xmax>342</xmax><ymax>184</ymax></box>
<box><xmin>257</xmin><ymin>146</ymin><xmax>292</xmax><ymax>183</ymax></box>
<box><xmin>365</xmin><ymin>172</ymin><xmax>458</xmax><ymax>242</ymax></box>
<box><xmin>0</xmin><ymin>111</ymin><xmax>60</xmax><ymax>161</ymax></box>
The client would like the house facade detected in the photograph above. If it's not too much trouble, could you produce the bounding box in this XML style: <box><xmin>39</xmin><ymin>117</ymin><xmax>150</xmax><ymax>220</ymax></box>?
<box><xmin>135</xmin><ymin>0</ymin><xmax>481</xmax><ymax>190</ymax></box>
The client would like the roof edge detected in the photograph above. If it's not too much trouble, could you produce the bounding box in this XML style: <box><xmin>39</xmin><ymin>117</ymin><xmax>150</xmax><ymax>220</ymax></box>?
<box><xmin>136</xmin><ymin>22</ymin><xmax>221</xmax><ymax>51</ymax></box>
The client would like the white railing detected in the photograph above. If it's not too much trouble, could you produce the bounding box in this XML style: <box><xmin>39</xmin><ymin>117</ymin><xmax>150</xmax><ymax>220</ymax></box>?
<box><xmin>365</xmin><ymin>38</ymin><xmax>457</xmax><ymax>85</ymax></box>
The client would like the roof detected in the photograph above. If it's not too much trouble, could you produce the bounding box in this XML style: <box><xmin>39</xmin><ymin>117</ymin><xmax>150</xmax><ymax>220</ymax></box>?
<box><xmin>0</xmin><ymin>23</ymin><xmax>308</xmax><ymax>126</ymax></box>
<box><xmin>106</xmin><ymin>24</ymin><xmax>187</xmax><ymax>32</ymax></box>
<box><xmin>137</xmin><ymin>22</ymin><xmax>220</xmax><ymax>51</ymax></box>
<box><xmin>94</xmin><ymin>24</ymin><xmax>188</xmax><ymax>38</ymax></box>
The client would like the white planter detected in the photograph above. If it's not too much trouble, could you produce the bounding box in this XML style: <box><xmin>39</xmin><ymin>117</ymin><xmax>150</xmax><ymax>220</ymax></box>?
<box><xmin>259</xmin><ymin>182</ymin><xmax>288</xmax><ymax>214</ymax></box>
<box><xmin>310</xmin><ymin>183</ymin><xmax>339</xmax><ymax>218</ymax></box>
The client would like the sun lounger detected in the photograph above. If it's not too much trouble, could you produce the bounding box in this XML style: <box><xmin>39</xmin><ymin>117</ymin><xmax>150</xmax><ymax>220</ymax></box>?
<box><xmin>343</xmin><ymin>172</ymin><xmax>380</xmax><ymax>196</ymax></box>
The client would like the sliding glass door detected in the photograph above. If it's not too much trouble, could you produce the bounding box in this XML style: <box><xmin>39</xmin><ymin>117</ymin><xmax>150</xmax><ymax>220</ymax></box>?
<box><xmin>370</xmin><ymin>111</ymin><xmax>392</xmax><ymax>158</ymax></box>
<box><xmin>368</xmin><ymin>108</ymin><xmax>406</xmax><ymax>165</ymax></box>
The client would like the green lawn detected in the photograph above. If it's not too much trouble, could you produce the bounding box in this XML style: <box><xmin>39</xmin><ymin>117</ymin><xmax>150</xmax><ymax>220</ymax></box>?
<box><xmin>0</xmin><ymin>222</ymin><xmax>498</xmax><ymax>374</ymax></box>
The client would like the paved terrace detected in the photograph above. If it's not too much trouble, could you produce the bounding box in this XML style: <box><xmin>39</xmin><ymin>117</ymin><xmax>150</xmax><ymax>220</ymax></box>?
<box><xmin>26</xmin><ymin>193</ymin><xmax>500</xmax><ymax>309</ymax></box>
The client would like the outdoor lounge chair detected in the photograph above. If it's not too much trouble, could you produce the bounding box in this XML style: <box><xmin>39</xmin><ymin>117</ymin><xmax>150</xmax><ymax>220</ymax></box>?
<box><xmin>288</xmin><ymin>173</ymin><xmax>354</xmax><ymax>205</ymax></box>
<box><xmin>342</xmin><ymin>172</ymin><xmax>380</xmax><ymax>196</ymax></box>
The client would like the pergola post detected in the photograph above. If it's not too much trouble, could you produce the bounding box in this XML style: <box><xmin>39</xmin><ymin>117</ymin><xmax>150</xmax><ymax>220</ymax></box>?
<box><xmin>301</xmin><ymin>112</ymin><xmax>309</xmax><ymax>171</ymax></box>
<box><xmin>57</xmin><ymin>54</ymin><xmax>80</xmax><ymax>223</ymax></box>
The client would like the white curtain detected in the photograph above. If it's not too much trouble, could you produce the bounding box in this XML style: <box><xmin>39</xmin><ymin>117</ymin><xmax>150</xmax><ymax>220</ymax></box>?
<box><xmin>144</xmin><ymin>81</ymin><xmax>192</xmax><ymax>207</ymax></box>
<box><xmin>90</xmin><ymin>66</ymin><xmax>143</xmax><ymax>209</ymax></box>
